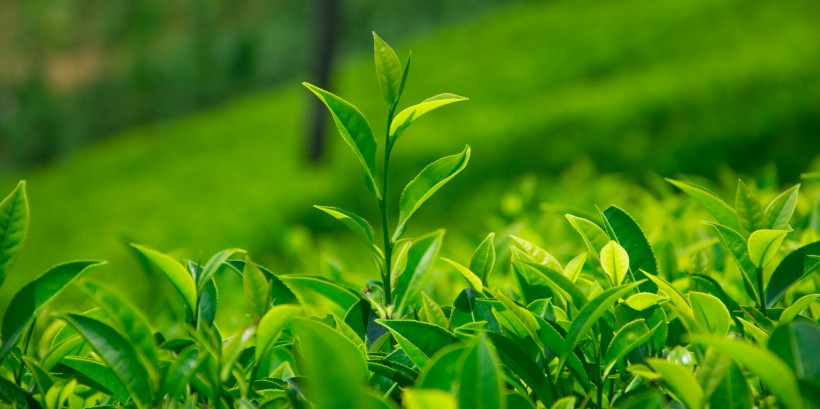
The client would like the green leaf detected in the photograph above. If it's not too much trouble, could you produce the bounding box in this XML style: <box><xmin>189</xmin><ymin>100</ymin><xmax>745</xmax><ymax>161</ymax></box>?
<box><xmin>486</xmin><ymin>288</ymin><xmax>541</xmax><ymax>342</ymax></box>
<box><xmin>420</xmin><ymin>292</ymin><xmax>449</xmax><ymax>329</ymax></box>
<box><xmin>220</xmin><ymin>326</ymin><xmax>254</xmax><ymax>381</ymax></box>
<box><xmin>612</xmin><ymin>389</ymin><xmax>665</xmax><ymax>409</ymax></box>
<box><xmin>766</xmin><ymin>241</ymin><xmax>820</xmax><ymax>307</ymax></box>
<box><xmin>394</xmin><ymin>230</ymin><xmax>445</xmax><ymax>316</ymax></box>
<box><xmin>667</xmin><ymin>178</ymin><xmax>740</xmax><ymax>231</ymax></box>
<box><xmin>646</xmin><ymin>358</ymin><xmax>703</xmax><ymax>409</ymax></box>
<box><xmin>63</xmin><ymin>314</ymin><xmax>154</xmax><ymax>408</ymax></box>
<box><xmin>645</xmin><ymin>274</ymin><xmax>693</xmax><ymax>317</ymax></box>
<box><xmin>765</xmin><ymin>184</ymin><xmax>800</xmax><ymax>230</ymax></box>
<box><xmin>198</xmin><ymin>278</ymin><xmax>218</xmax><ymax>326</ymax></box>
<box><xmin>709</xmin><ymin>360</ymin><xmax>753</xmax><ymax>409</ymax></box>
<box><xmin>377</xmin><ymin>319</ymin><xmax>459</xmax><ymax>368</ymax></box>
<box><xmin>748</xmin><ymin>229</ymin><xmax>788</xmax><ymax>269</ymax></box>
<box><xmin>707</xmin><ymin>223</ymin><xmax>759</xmax><ymax>302</ymax></box>
<box><xmin>691</xmin><ymin>334</ymin><xmax>803</xmax><ymax>409</ymax></box>
<box><xmin>600</xmin><ymin>240</ymin><xmax>629</xmax><ymax>286</ymax></box>
<box><xmin>0</xmin><ymin>376</ymin><xmax>42</xmax><ymax>409</ymax></box>
<box><xmin>314</xmin><ymin>206</ymin><xmax>380</xmax><ymax>256</ymax></box>
<box><xmin>198</xmin><ymin>248</ymin><xmax>243</xmax><ymax>289</ymax></box>
<box><xmin>456</xmin><ymin>333</ymin><xmax>506</xmax><ymax>409</ymax></box>
<box><xmin>292</xmin><ymin>318</ymin><xmax>375</xmax><ymax>409</ymax></box>
<box><xmin>689</xmin><ymin>291</ymin><xmax>731</xmax><ymax>334</ymax></box>
<box><xmin>81</xmin><ymin>281</ymin><xmax>158</xmax><ymax>379</ymax></box>
<box><xmin>62</xmin><ymin>356</ymin><xmax>130</xmax><ymax>402</ymax></box>
<box><xmin>131</xmin><ymin>244</ymin><xmax>197</xmax><ymax>314</ymax></box>
<box><xmin>0</xmin><ymin>181</ymin><xmax>29</xmax><ymax>287</ymax></box>
<box><xmin>303</xmin><ymin>82</ymin><xmax>379</xmax><ymax>197</ymax></box>
<box><xmin>1</xmin><ymin>261</ymin><xmax>104</xmax><ymax>360</ymax></box>
<box><xmin>779</xmin><ymin>294</ymin><xmax>819</xmax><ymax>323</ymax></box>
<box><xmin>735</xmin><ymin>179</ymin><xmax>766</xmax><ymax>237</ymax></box>
<box><xmin>695</xmin><ymin>347</ymin><xmax>732</xmax><ymax>400</ymax></box>
<box><xmin>486</xmin><ymin>332</ymin><xmax>554</xmax><ymax>405</ymax></box>
<box><xmin>243</xmin><ymin>255</ymin><xmax>270</xmax><ymax>324</ymax></box>
<box><xmin>564</xmin><ymin>252</ymin><xmax>587</xmax><ymax>282</ymax></box>
<box><xmin>256</xmin><ymin>305</ymin><xmax>302</xmax><ymax>363</ymax></box>
<box><xmin>442</xmin><ymin>257</ymin><xmax>483</xmax><ymax>292</ymax></box>
<box><xmin>404</xmin><ymin>389</ymin><xmax>456</xmax><ymax>409</ymax></box>
<box><xmin>470</xmin><ymin>232</ymin><xmax>496</xmax><ymax>284</ymax></box>
<box><xmin>602</xmin><ymin>205</ymin><xmax>659</xmax><ymax>280</ymax></box>
<box><xmin>558</xmin><ymin>282</ymin><xmax>639</xmax><ymax>373</ymax></box>
<box><xmin>279</xmin><ymin>275</ymin><xmax>359</xmax><ymax>315</ymax></box>
<box><xmin>519</xmin><ymin>261</ymin><xmax>588</xmax><ymax>310</ymax></box>
<box><xmin>565</xmin><ymin>214</ymin><xmax>610</xmax><ymax>261</ymax></box>
<box><xmin>416</xmin><ymin>343</ymin><xmax>465</xmax><ymax>390</ymax></box>
<box><xmin>604</xmin><ymin>319</ymin><xmax>656</xmax><ymax>376</ymax></box>
<box><xmin>768</xmin><ymin>322</ymin><xmax>820</xmax><ymax>381</ymax></box>
<box><xmin>372</xmin><ymin>32</ymin><xmax>402</xmax><ymax>106</ymax></box>
<box><xmin>625</xmin><ymin>293</ymin><xmax>667</xmax><ymax>311</ymax></box>
<box><xmin>390</xmin><ymin>94</ymin><xmax>468</xmax><ymax>143</ymax></box>
<box><xmin>550</xmin><ymin>397</ymin><xmax>576</xmax><ymax>409</ymax></box>
<box><xmin>534</xmin><ymin>316</ymin><xmax>590</xmax><ymax>388</ymax></box>
<box><xmin>510</xmin><ymin>235</ymin><xmax>562</xmax><ymax>271</ymax></box>
<box><xmin>160</xmin><ymin>347</ymin><xmax>201</xmax><ymax>399</ymax></box>
<box><xmin>394</xmin><ymin>147</ymin><xmax>470</xmax><ymax>240</ymax></box>
<box><xmin>450</xmin><ymin>289</ymin><xmax>499</xmax><ymax>332</ymax></box>
<box><xmin>22</xmin><ymin>356</ymin><xmax>53</xmax><ymax>401</ymax></box>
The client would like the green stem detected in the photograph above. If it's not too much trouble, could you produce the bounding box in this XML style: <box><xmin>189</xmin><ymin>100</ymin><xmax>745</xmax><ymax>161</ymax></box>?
<box><xmin>756</xmin><ymin>267</ymin><xmax>767</xmax><ymax>316</ymax></box>
<box><xmin>380</xmin><ymin>105</ymin><xmax>398</xmax><ymax>309</ymax></box>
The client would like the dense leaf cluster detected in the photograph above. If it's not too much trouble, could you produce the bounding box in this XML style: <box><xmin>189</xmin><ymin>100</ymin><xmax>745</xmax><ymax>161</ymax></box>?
<box><xmin>0</xmin><ymin>35</ymin><xmax>818</xmax><ymax>409</ymax></box>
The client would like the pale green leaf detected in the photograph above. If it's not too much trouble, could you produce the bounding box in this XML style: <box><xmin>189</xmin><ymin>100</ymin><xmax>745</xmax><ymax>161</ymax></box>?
<box><xmin>779</xmin><ymin>294</ymin><xmax>819</xmax><ymax>323</ymax></box>
<box><xmin>647</xmin><ymin>358</ymin><xmax>703</xmax><ymax>409</ymax></box>
<box><xmin>667</xmin><ymin>179</ymin><xmax>740</xmax><ymax>231</ymax></box>
<box><xmin>390</xmin><ymin>94</ymin><xmax>468</xmax><ymax>143</ymax></box>
<box><xmin>404</xmin><ymin>389</ymin><xmax>456</xmax><ymax>409</ymax></box>
<box><xmin>442</xmin><ymin>257</ymin><xmax>483</xmax><ymax>292</ymax></box>
<box><xmin>689</xmin><ymin>291</ymin><xmax>731</xmax><ymax>334</ymax></box>
<box><xmin>600</xmin><ymin>240</ymin><xmax>629</xmax><ymax>286</ymax></box>
<box><xmin>747</xmin><ymin>229</ymin><xmax>788</xmax><ymax>269</ymax></box>
<box><xmin>765</xmin><ymin>184</ymin><xmax>800</xmax><ymax>230</ymax></box>
<box><xmin>256</xmin><ymin>305</ymin><xmax>302</xmax><ymax>362</ymax></box>
<box><xmin>565</xmin><ymin>214</ymin><xmax>610</xmax><ymax>261</ymax></box>
<box><xmin>470</xmin><ymin>232</ymin><xmax>496</xmax><ymax>283</ymax></box>
<box><xmin>625</xmin><ymin>292</ymin><xmax>667</xmax><ymax>311</ymax></box>
<box><xmin>131</xmin><ymin>244</ymin><xmax>197</xmax><ymax>314</ymax></box>
<box><xmin>394</xmin><ymin>230</ymin><xmax>445</xmax><ymax>316</ymax></box>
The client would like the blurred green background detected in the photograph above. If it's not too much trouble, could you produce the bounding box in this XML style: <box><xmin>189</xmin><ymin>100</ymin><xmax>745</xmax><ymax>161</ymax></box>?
<box><xmin>1</xmin><ymin>0</ymin><xmax>819</xmax><ymax>315</ymax></box>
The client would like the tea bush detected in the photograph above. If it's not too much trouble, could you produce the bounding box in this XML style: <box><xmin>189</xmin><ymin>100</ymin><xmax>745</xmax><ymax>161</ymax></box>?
<box><xmin>0</xmin><ymin>34</ymin><xmax>818</xmax><ymax>409</ymax></box>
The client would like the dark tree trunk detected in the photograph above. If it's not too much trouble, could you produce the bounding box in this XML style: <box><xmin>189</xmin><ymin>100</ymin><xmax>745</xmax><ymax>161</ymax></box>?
<box><xmin>307</xmin><ymin>0</ymin><xmax>339</xmax><ymax>163</ymax></box>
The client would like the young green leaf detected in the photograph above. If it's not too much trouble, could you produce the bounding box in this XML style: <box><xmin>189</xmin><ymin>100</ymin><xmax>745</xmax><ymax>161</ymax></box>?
<box><xmin>394</xmin><ymin>147</ymin><xmax>470</xmax><ymax>240</ymax></box>
<box><xmin>450</xmin><ymin>288</ymin><xmax>499</xmax><ymax>332</ymax></box>
<box><xmin>696</xmin><ymin>347</ymin><xmax>732</xmax><ymax>401</ymax></box>
<box><xmin>486</xmin><ymin>332</ymin><xmax>554</xmax><ymax>404</ymax></box>
<box><xmin>563</xmin><ymin>252</ymin><xmax>587</xmax><ymax>282</ymax></box>
<box><xmin>314</xmin><ymin>206</ymin><xmax>380</xmax><ymax>256</ymax></box>
<box><xmin>160</xmin><ymin>347</ymin><xmax>201</xmax><ymax>399</ymax></box>
<box><xmin>198</xmin><ymin>248</ymin><xmax>244</xmax><ymax>288</ymax></box>
<box><xmin>63</xmin><ymin>314</ymin><xmax>154</xmax><ymax>408</ymax></box>
<box><xmin>243</xmin><ymin>255</ymin><xmax>270</xmax><ymax>324</ymax></box>
<box><xmin>131</xmin><ymin>244</ymin><xmax>197</xmax><ymax>314</ymax></box>
<box><xmin>303</xmin><ymin>83</ymin><xmax>379</xmax><ymax>198</ymax></box>
<box><xmin>765</xmin><ymin>241</ymin><xmax>820</xmax><ymax>307</ymax></box>
<box><xmin>292</xmin><ymin>318</ymin><xmax>376</xmax><ymax>409</ymax></box>
<box><xmin>416</xmin><ymin>343</ymin><xmax>465</xmax><ymax>390</ymax></box>
<box><xmin>735</xmin><ymin>179</ymin><xmax>766</xmax><ymax>237</ymax></box>
<box><xmin>420</xmin><ymin>292</ymin><xmax>449</xmax><ymax>329</ymax></box>
<box><xmin>604</xmin><ymin>319</ymin><xmax>657</xmax><ymax>376</ymax></box>
<box><xmin>646</xmin><ymin>358</ymin><xmax>703</xmax><ymax>409</ymax></box>
<box><xmin>441</xmin><ymin>257</ymin><xmax>483</xmax><ymax>292</ymax></box>
<box><xmin>706</xmin><ymin>223</ymin><xmax>759</xmax><ymax>302</ymax></box>
<box><xmin>600</xmin><ymin>240</ymin><xmax>630</xmax><ymax>286</ymax></box>
<box><xmin>0</xmin><ymin>181</ymin><xmax>29</xmax><ymax>287</ymax></box>
<box><xmin>1</xmin><ymin>261</ymin><xmax>104</xmax><ymax>360</ymax></box>
<box><xmin>394</xmin><ymin>230</ymin><xmax>445</xmax><ymax>316</ymax></box>
<box><xmin>558</xmin><ymin>282</ymin><xmax>639</xmax><ymax>373</ymax></box>
<box><xmin>510</xmin><ymin>235</ymin><xmax>562</xmax><ymax>271</ymax></box>
<box><xmin>457</xmin><ymin>333</ymin><xmax>506</xmax><ymax>409</ymax></box>
<box><xmin>518</xmin><ymin>261</ymin><xmax>588</xmax><ymax>310</ymax></box>
<box><xmin>691</xmin><ymin>334</ymin><xmax>803</xmax><ymax>409</ymax></box>
<box><xmin>709</xmin><ymin>360</ymin><xmax>753</xmax><ymax>409</ymax></box>
<box><xmin>565</xmin><ymin>214</ymin><xmax>610</xmax><ymax>261</ymax></box>
<box><xmin>470</xmin><ymin>232</ymin><xmax>496</xmax><ymax>283</ymax></box>
<box><xmin>765</xmin><ymin>184</ymin><xmax>800</xmax><ymax>230</ymax></box>
<box><xmin>689</xmin><ymin>291</ymin><xmax>731</xmax><ymax>334</ymax></box>
<box><xmin>748</xmin><ymin>229</ymin><xmax>788</xmax><ymax>268</ymax></box>
<box><xmin>625</xmin><ymin>293</ymin><xmax>667</xmax><ymax>311</ymax></box>
<box><xmin>779</xmin><ymin>294</ymin><xmax>819</xmax><ymax>323</ymax></box>
<box><xmin>373</xmin><ymin>32</ymin><xmax>403</xmax><ymax>106</ymax></box>
<box><xmin>390</xmin><ymin>94</ymin><xmax>468</xmax><ymax>143</ymax></box>
<box><xmin>645</xmin><ymin>274</ymin><xmax>692</xmax><ymax>317</ymax></box>
<box><xmin>404</xmin><ymin>389</ymin><xmax>456</xmax><ymax>409</ymax></box>
<box><xmin>667</xmin><ymin>179</ymin><xmax>740</xmax><ymax>231</ymax></box>
<box><xmin>256</xmin><ymin>305</ymin><xmax>302</xmax><ymax>363</ymax></box>
<box><xmin>279</xmin><ymin>275</ymin><xmax>359</xmax><ymax>315</ymax></box>
<box><xmin>377</xmin><ymin>319</ymin><xmax>459</xmax><ymax>368</ymax></box>
<box><xmin>550</xmin><ymin>397</ymin><xmax>575</xmax><ymax>409</ymax></box>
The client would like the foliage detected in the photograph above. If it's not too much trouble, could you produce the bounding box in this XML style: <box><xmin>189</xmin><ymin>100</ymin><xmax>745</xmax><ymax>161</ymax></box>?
<box><xmin>1</xmin><ymin>34</ymin><xmax>819</xmax><ymax>409</ymax></box>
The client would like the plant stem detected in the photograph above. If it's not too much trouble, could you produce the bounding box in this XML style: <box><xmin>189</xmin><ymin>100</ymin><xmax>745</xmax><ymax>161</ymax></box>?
<box><xmin>380</xmin><ymin>105</ymin><xmax>398</xmax><ymax>308</ymax></box>
<box><xmin>756</xmin><ymin>267</ymin><xmax>767</xmax><ymax>316</ymax></box>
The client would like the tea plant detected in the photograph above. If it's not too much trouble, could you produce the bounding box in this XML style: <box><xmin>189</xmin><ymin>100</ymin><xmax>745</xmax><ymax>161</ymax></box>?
<box><xmin>0</xmin><ymin>34</ymin><xmax>818</xmax><ymax>409</ymax></box>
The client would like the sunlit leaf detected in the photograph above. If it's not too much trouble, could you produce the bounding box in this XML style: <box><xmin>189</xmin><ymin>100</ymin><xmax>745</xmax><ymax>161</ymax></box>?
<box><xmin>377</xmin><ymin>319</ymin><xmax>458</xmax><ymax>368</ymax></box>
<box><xmin>600</xmin><ymin>240</ymin><xmax>629</xmax><ymax>286</ymax></box>
<box><xmin>470</xmin><ymin>232</ymin><xmax>496</xmax><ymax>283</ymax></box>
<box><xmin>373</xmin><ymin>32</ymin><xmax>403</xmax><ymax>105</ymax></box>
<box><xmin>766</xmin><ymin>241</ymin><xmax>820</xmax><ymax>307</ymax></box>
<box><xmin>647</xmin><ymin>358</ymin><xmax>703</xmax><ymax>409</ymax></box>
<box><xmin>0</xmin><ymin>181</ymin><xmax>28</xmax><ymax>287</ymax></box>
<box><xmin>667</xmin><ymin>179</ymin><xmax>740</xmax><ymax>231</ymax></box>
<box><xmin>131</xmin><ymin>244</ymin><xmax>196</xmax><ymax>314</ymax></box>
<box><xmin>390</xmin><ymin>94</ymin><xmax>468</xmax><ymax>143</ymax></box>
<box><xmin>735</xmin><ymin>179</ymin><xmax>766</xmax><ymax>237</ymax></box>
<box><xmin>765</xmin><ymin>184</ymin><xmax>800</xmax><ymax>230</ymax></box>
<box><xmin>456</xmin><ymin>333</ymin><xmax>506</xmax><ymax>409</ymax></box>
<box><xmin>689</xmin><ymin>291</ymin><xmax>731</xmax><ymax>334</ymax></box>
<box><xmin>394</xmin><ymin>230</ymin><xmax>445</xmax><ymax>316</ymax></box>
<box><xmin>243</xmin><ymin>255</ymin><xmax>270</xmax><ymax>324</ymax></box>
<box><xmin>747</xmin><ymin>229</ymin><xmax>788</xmax><ymax>269</ymax></box>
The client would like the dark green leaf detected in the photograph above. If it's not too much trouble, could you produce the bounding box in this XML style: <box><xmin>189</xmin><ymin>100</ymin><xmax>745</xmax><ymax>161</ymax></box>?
<box><xmin>766</xmin><ymin>241</ymin><xmax>820</xmax><ymax>307</ymax></box>
<box><xmin>768</xmin><ymin>322</ymin><xmax>820</xmax><ymax>381</ymax></box>
<box><xmin>450</xmin><ymin>288</ymin><xmax>499</xmax><ymax>332</ymax></box>
<box><xmin>486</xmin><ymin>332</ymin><xmax>553</xmax><ymax>405</ymax></box>
<box><xmin>709</xmin><ymin>360</ymin><xmax>753</xmax><ymax>409</ymax></box>
<box><xmin>602</xmin><ymin>205</ymin><xmax>659</xmax><ymax>279</ymax></box>
<box><xmin>63</xmin><ymin>314</ymin><xmax>154</xmax><ymax>408</ymax></box>
<box><xmin>198</xmin><ymin>278</ymin><xmax>218</xmax><ymax>327</ymax></box>
<box><xmin>707</xmin><ymin>223</ymin><xmax>759</xmax><ymax>302</ymax></box>
<box><xmin>394</xmin><ymin>147</ymin><xmax>470</xmax><ymax>240</ymax></box>
<box><xmin>456</xmin><ymin>333</ymin><xmax>506</xmax><ymax>409</ymax></box>
<box><xmin>303</xmin><ymin>83</ymin><xmax>379</xmax><ymax>197</ymax></box>
<box><xmin>1</xmin><ymin>261</ymin><xmax>104</xmax><ymax>360</ymax></box>
<box><xmin>0</xmin><ymin>376</ymin><xmax>42</xmax><ymax>409</ymax></box>
<box><xmin>62</xmin><ymin>356</ymin><xmax>130</xmax><ymax>402</ymax></box>
<box><xmin>0</xmin><ymin>181</ymin><xmax>28</xmax><ymax>287</ymax></box>
<box><xmin>377</xmin><ymin>319</ymin><xmax>459</xmax><ymax>368</ymax></box>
